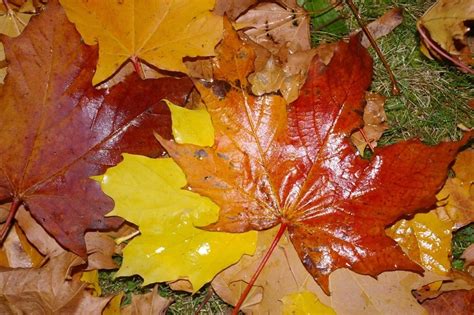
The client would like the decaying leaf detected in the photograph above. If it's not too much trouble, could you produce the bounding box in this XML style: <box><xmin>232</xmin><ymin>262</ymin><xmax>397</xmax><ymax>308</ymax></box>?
<box><xmin>213</xmin><ymin>0</ymin><xmax>257</xmax><ymax>20</ymax></box>
<box><xmin>421</xmin><ymin>289</ymin><xmax>474</xmax><ymax>315</ymax></box>
<box><xmin>387</xmin><ymin>210</ymin><xmax>454</xmax><ymax>275</ymax></box>
<box><xmin>351</xmin><ymin>92</ymin><xmax>388</xmax><ymax>154</ymax></box>
<box><xmin>60</xmin><ymin>0</ymin><xmax>223</xmax><ymax>84</ymax></box>
<box><xmin>436</xmin><ymin>149</ymin><xmax>474</xmax><ymax>229</ymax></box>
<box><xmin>236</xmin><ymin>0</ymin><xmax>310</xmax><ymax>54</ymax></box>
<box><xmin>122</xmin><ymin>286</ymin><xmax>172</xmax><ymax>315</ymax></box>
<box><xmin>462</xmin><ymin>244</ymin><xmax>474</xmax><ymax>267</ymax></box>
<box><xmin>0</xmin><ymin>252</ymin><xmax>112</xmax><ymax>314</ymax></box>
<box><xmin>0</xmin><ymin>0</ymin><xmax>194</xmax><ymax>256</ymax></box>
<box><xmin>418</xmin><ymin>0</ymin><xmax>474</xmax><ymax>66</ymax></box>
<box><xmin>97</xmin><ymin>154</ymin><xmax>257</xmax><ymax>291</ymax></box>
<box><xmin>160</xmin><ymin>20</ymin><xmax>470</xmax><ymax>292</ymax></box>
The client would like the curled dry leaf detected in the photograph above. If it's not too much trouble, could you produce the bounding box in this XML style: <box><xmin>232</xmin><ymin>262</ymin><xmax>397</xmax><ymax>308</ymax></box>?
<box><xmin>60</xmin><ymin>0</ymin><xmax>223</xmax><ymax>84</ymax></box>
<box><xmin>0</xmin><ymin>0</ymin><xmax>194</xmax><ymax>257</ymax></box>
<box><xmin>418</xmin><ymin>0</ymin><xmax>474</xmax><ymax>66</ymax></box>
<box><xmin>236</xmin><ymin>0</ymin><xmax>310</xmax><ymax>54</ymax></box>
<box><xmin>160</xmin><ymin>19</ymin><xmax>470</xmax><ymax>292</ymax></box>
<box><xmin>462</xmin><ymin>244</ymin><xmax>474</xmax><ymax>267</ymax></box>
<box><xmin>351</xmin><ymin>92</ymin><xmax>388</xmax><ymax>154</ymax></box>
<box><xmin>0</xmin><ymin>252</ymin><xmax>112</xmax><ymax>314</ymax></box>
<box><xmin>436</xmin><ymin>149</ymin><xmax>474</xmax><ymax>229</ymax></box>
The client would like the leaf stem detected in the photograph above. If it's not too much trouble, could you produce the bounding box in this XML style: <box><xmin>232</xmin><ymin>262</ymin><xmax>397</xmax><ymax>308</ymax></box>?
<box><xmin>417</xmin><ymin>24</ymin><xmax>474</xmax><ymax>75</ymax></box>
<box><xmin>231</xmin><ymin>222</ymin><xmax>288</xmax><ymax>315</ymax></box>
<box><xmin>131</xmin><ymin>56</ymin><xmax>145</xmax><ymax>80</ymax></box>
<box><xmin>345</xmin><ymin>0</ymin><xmax>400</xmax><ymax>95</ymax></box>
<box><xmin>0</xmin><ymin>198</ymin><xmax>21</xmax><ymax>243</ymax></box>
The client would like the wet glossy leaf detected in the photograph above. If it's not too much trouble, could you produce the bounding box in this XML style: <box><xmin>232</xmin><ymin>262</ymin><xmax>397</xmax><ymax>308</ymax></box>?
<box><xmin>159</xmin><ymin>21</ymin><xmax>470</xmax><ymax>292</ymax></box>
<box><xmin>0</xmin><ymin>0</ymin><xmax>193</xmax><ymax>256</ymax></box>
<box><xmin>97</xmin><ymin>154</ymin><xmax>257</xmax><ymax>291</ymax></box>
<box><xmin>60</xmin><ymin>0</ymin><xmax>223</xmax><ymax>84</ymax></box>
<box><xmin>387</xmin><ymin>211</ymin><xmax>454</xmax><ymax>275</ymax></box>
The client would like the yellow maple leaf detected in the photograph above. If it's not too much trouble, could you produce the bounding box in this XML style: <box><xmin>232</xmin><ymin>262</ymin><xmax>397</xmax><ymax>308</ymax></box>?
<box><xmin>97</xmin><ymin>154</ymin><xmax>257</xmax><ymax>291</ymax></box>
<box><xmin>60</xmin><ymin>0</ymin><xmax>223</xmax><ymax>84</ymax></box>
<box><xmin>95</xmin><ymin>104</ymin><xmax>256</xmax><ymax>291</ymax></box>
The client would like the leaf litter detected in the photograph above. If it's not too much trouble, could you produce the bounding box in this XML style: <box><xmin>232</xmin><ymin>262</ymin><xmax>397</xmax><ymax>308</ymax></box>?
<box><xmin>0</xmin><ymin>0</ymin><xmax>472</xmax><ymax>314</ymax></box>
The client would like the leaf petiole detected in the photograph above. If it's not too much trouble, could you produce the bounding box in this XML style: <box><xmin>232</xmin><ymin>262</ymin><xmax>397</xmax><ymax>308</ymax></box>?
<box><xmin>0</xmin><ymin>198</ymin><xmax>21</xmax><ymax>243</ymax></box>
<box><xmin>232</xmin><ymin>222</ymin><xmax>288</xmax><ymax>314</ymax></box>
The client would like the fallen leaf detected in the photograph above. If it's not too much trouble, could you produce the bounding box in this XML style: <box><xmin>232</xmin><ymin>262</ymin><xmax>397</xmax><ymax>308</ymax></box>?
<box><xmin>436</xmin><ymin>149</ymin><xmax>474</xmax><ymax>229</ymax></box>
<box><xmin>159</xmin><ymin>21</ymin><xmax>471</xmax><ymax>292</ymax></box>
<box><xmin>81</xmin><ymin>269</ymin><xmax>102</xmax><ymax>296</ymax></box>
<box><xmin>418</xmin><ymin>0</ymin><xmax>474</xmax><ymax>66</ymax></box>
<box><xmin>97</xmin><ymin>154</ymin><xmax>257</xmax><ymax>291</ymax></box>
<box><xmin>360</xmin><ymin>8</ymin><xmax>403</xmax><ymax>48</ymax></box>
<box><xmin>214</xmin><ymin>0</ymin><xmax>257</xmax><ymax>20</ymax></box>
<box><xmin>84</xmin><ymin>232</ymin><xmax>118</xmax><ymax>270</ymax></box>
<box><xmin>302</xmin><ymin>0</ymin><xmax>347</xmax><ymax>36</ymax></box>
<box><xmin>351</xmin><ymin>92</ymin><xmax>388</xmax><ymax>154</ymax></box>
<box><xmin>0</xmin><ymin>252</ymin><xmax>112</xmax><ymax>314</ymax></box>
<box><xmin>0</xmin><ymin>0</ymin><xmax>37</xmax><ymax>37</ymax></box>
<box><xmin>462</xmin><ymin>244</ymin><xmax>474</xmax><ymax>266</ymax></box>
<box><xmin>281</xmin><ymin>291</ymin><xmax>336</xmax><ymax>315</ymax></box>
<box><xmin>248</xmin><ymin>55</ymin><xmax>285</xmax><ymax>95</ymax></box>
<box><xmin>0</xmin><ymin>0</ymin><xmax>194</xmax><ymax>257</ymax></box>
<box><xmin>387</xmin><ymin>210</ymin><xmax>454</xmax><ymax>275</ymax></box>
<box><xmin>0</xmin><ymin>223</ymin><xmax>43</xmax><ymax>268</ymax></box>
<box><xmin>421</xmin><ymin>289</ymin><xmax>474</xmax><ymax>315</ymax></box>
<box><xmin>236</xmin><ymin>1</ymin><xmax>310</xmax><ymax>54</ymax></box>
<box><xmin>122</xmin><ymin>286</ymin><xmax>172</xmax><ymax>315</ymax></box>
<box><xmin>413</xmin><ymin>271</ymin><xmax>474</xmax><ymax>302</ymax></box>
<box><xmin>60</xmin><ymin>0</ymin><xmax>223</xmax><ymax>84</ymax></box>
<box><xmin>212</xmin><ymin>227</ymin><xmax>446</xmax><ymax>314</ymax></box>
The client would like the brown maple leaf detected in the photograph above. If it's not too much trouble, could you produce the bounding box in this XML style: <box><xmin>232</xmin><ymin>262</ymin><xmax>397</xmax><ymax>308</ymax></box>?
<box><xmin>0</xmin><ymin>0</ymin><xmax>193</xmax><ymax>256</ymax></box>
<box><xmin>159</xmin><ymin>21</ymin><xmax>471</xmax><ymax>294</ymax></box>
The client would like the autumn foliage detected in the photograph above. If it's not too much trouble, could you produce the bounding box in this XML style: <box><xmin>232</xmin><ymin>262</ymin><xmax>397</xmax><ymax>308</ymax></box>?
<box><xmin>0</xmin><ymin>0</ymin><xmax>472</xmax><ymax>313</ymax></box>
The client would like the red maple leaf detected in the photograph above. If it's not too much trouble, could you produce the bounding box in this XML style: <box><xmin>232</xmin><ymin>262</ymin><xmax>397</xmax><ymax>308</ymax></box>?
<box><xmin>159</xmin><ymin>21</ymin><xmax>470</xmax><ymax>295</ymax></box>
<box><xmin>0</xmin><ymin>0</ymin><xmax>193</xmax><ymax>256</ymax></box>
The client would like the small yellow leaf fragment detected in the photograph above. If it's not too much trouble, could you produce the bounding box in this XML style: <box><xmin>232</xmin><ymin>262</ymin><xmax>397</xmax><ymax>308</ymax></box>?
<box><xmin>99</xmin><ymin>154</ymin><xmax>257</xmax><ymax>291</ymax></box>
<box><xmin>281</xmin><ymin>291</ymin><xmax>336</xmax><ymax>315</ymax></box>
<box><xmin>102</xmin><ymin>292</ymin><xmax>123</xmax><ymax>315</ymax></box>
<box><xmin>165</xmin><ymin>100</ymin><xmax>214</xmax><ymax>147</ymax></box>
<box><xmin>80</xmin><ymin>270</ymin><xmax>101</xmax><ymax>296</ymax></box>
<box><xmin>388</xmin><ymin>211</ymin><xmax>453</xmax><ymax>275</ymax></box>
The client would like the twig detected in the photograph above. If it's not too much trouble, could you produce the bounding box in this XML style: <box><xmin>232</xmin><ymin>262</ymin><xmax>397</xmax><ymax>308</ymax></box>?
<box><xmin>345</xmin><ymin>0</ymin><xmax>400</xmax><ymax>95</ymax></box>
<box><xmin>194</xmin><ymin>286</ymin><xmax>213</xmax><ymax>315</ymax></box>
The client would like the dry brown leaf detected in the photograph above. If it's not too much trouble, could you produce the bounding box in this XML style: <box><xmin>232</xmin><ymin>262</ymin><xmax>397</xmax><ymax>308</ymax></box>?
<box><xmin>0</xmin><ymin>224</ymin><xmax>43</xmax><ymax>268</ymax></box>
<box><xmin>122</xmin><ymin>286</ymin><xmax>172</xmax><ymax>315</ymax></box>
<box><xmin>0</xmin><ymin>0</ymin><xmax>37</xmax><ymax>38</ymax></box>
<box><xmin>436</xmin><ymin>149</ymin><xmax>474</xmax><ymax>229</ymax></box>
<box><xmin>421</xmin><ymin>289</ymin><xmax>474</xmax><ymax>314</ymax></box>
<box><xmin>351</xmin><ymin>92</ymin><xmax>388</xmax><ymax>154</ymax></box>
<box><xmin>236</xmin><ymin>1</ymin><xmax>310</xmax><ymax>54</ymax></box>
<box><xmin>0</xmin><ymin>252</ymin><xmax>112</xmax><ymax>314</ymax></box>
<box><xmin>212</xmin><ymin>227</ymin><xmax>445</xmax><ymax>314</ymax></box>
<box><xmin>462</xmin><ymin>244</ymin><xmax>474</xmax><ymax>267</ymax></box>
<box><xmin>360</xmin><ymin>8</ymin><xmax>404</xmax><ymax>48</ymax></box>
<box><xmin>16</xmin><ymin>206</ymin><xmax>118</xmax><ymax>270</ymax></box>
<box><xmin>413</xmin><ymin>271</ymin><xmax>474</xmax><ymax>302</ymax></box>
<box><xmin>418</xmin><ymin>0</ymin><xmax>474</xmax><ymax>66</ymax></box>
<box><xmin>97</xmin><ymin>61</ymin><xmax>166</xmax><ymax>90</ymax></box>
<box><xmin>214</xmin><ymin>0</ymin><xmax>257</xmax><ymax>20</ymax></box>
